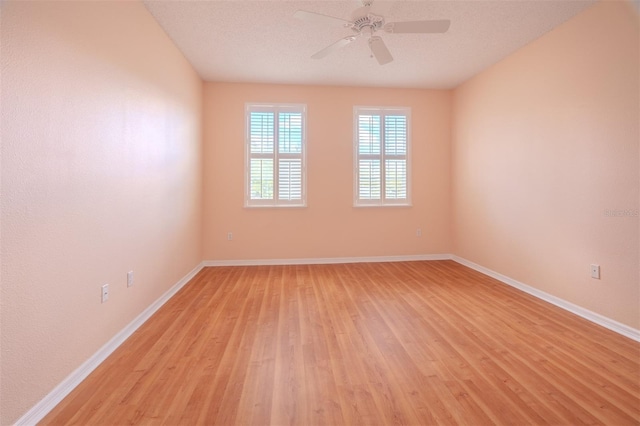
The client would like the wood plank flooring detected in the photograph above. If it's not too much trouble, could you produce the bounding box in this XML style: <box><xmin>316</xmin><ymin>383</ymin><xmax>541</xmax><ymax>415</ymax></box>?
<box><xmin>41</xmin><ymin>261</ymin><xmax>640</xmax><ymax>425</ymax></box>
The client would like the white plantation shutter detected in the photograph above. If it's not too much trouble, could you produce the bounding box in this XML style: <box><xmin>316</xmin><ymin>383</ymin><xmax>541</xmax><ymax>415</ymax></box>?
<box><xmin>354</xmin><ymin>107</ymin><xmax>411</xmax><ymax>206</ymax></box>
<box><xmin>249</xmin><ymin>111</ymin><xmax>275</xmax><ymax>200</ymax></box>
<box><xmin>385</xmin><ymin>159</ymin><xmax>406</xmax><ymax>199</ymax></box>
<box><xmin>250</xmin><ymin>112</ymin><xmax>274</xmax><ymax>154</ymax></box>
<box><xmin>358</xmin><ymin>159</ymin><xmax>381</xmax><ymax>200</ymax></box>
<box><xmin>246</xmin><ymin>104</ymin><xmax>306</xmax><ymax>207</ymax></box>
<box><xmin>357</xmin><ymin>114</ymin><xmax>382</xmax><ymax>200</ymax></box>
<box><xmin>250</xmin><ymin>158</ymin><xmax>274</xmax><ymax>199</ymax></box>
<box><xmin>384</xmin><ymin>114</ymin><xmax>407</xmax><ymax>200</ymax></box>
<box><xmin>358</xmin><ymin>115</ymin><xmax>381</xmax><ymax>155</ymax></box>
<box><xmin>384</xmin><ymin>115</ymin><xmax>407</xmax><ymax>156</ymax></box>
<box><xmin>278</xmin><ymin>112</ymin><xmax>303</xmax><ymax>154</ymax></box>
<box><xmin>278</xmin><ymin>159</ymin><xmax>302</xmax><ymax>200</ymax></box>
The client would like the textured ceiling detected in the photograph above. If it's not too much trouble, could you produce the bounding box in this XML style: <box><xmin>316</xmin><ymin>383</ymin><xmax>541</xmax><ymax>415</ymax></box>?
<box><xmin>143</xmin><ymin>0</ymin><xmax>596</xmax><ymax>89</ymax></box>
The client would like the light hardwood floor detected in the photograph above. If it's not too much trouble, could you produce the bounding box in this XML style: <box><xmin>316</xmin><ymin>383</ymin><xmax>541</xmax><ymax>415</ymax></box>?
<box><xmin>41</xmin><ymin>261</ymin><xmax>640</xmax><ymax>425</ymax></box>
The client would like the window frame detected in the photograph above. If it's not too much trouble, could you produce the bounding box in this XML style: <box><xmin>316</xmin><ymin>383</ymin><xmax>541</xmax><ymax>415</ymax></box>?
<box><xmin>245</xmin><ymin>103</ymin><xmax>307</xmax><ymax>208</ymax></box>
<box><xmin>353</xmin><ymin>106</ymin><xmax>412</xmax><ymax>207</ymax></box>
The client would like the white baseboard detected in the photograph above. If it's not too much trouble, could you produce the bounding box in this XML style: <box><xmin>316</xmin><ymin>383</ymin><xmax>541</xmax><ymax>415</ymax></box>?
<box><xmin>14</xmin><ymin>262</ymin><xmax>205</xmax><ymax>426</ymax></box>
<box><xmin>16</xmin><ymin>254</ymin><xmax>639</xmax><ymax>424</ymax></box>
<box><xmin>203</xmin><ymin>254</ymin><xmax>452</xmax><ymax>267</ymax></box>
<box><xmin>452</xmin><ymin>256</ymin><xmax>640</xmax><ymax>343</ymax></box>
<box><xmin>205</xmin><ymin>254</ymin><xmax>639</xmax><ymax>341</ymax></box>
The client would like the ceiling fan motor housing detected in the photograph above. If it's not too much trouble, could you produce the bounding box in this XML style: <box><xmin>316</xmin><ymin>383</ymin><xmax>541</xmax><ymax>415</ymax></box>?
<box><xmin>350</xmin><ymin>6</ymin><xmax>384</xmax><ymax>34</ymax></box>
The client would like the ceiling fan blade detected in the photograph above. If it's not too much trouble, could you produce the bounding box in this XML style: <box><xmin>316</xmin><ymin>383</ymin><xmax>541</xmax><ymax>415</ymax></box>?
<box><xmin>368</xmin><ymin>36</ymin><xmax>393</xmax><ymax>65</ymax></box>
<box><xmin>311</xmin><ymin>36</ymin><xmax>358</xmax><ymax>59</ymax></box>
<box><xmin>384</xmin><ymin>19</ymin><xmax>451</xmax><ymax>34</ymax></box>
<box><xmin>294</xmin><ymin>10</ymin><xmax>351</xmax><ymax>27</ymax></box>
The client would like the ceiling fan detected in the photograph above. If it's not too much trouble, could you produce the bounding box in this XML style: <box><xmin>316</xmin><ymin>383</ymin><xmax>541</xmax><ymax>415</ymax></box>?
<box><xmin>294</xmin><ymin>0</ymin><xmax>451</xmax><ymax>65</ymax></box>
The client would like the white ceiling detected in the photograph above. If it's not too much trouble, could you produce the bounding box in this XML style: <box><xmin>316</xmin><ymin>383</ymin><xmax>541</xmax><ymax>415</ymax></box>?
<box><xmin>143</xmin><ymin>0</ymin><xmax>595</xmax><ymax>89</ymax></box>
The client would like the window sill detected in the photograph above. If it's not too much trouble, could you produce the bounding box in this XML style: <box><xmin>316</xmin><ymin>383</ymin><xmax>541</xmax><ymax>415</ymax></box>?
<box><xmin>353</xmin><ymin>203</ymin><xmax>413</xmax><ymax>208</ymax></box>
<box><xmin>244</xmin><ymin>204</ymin><xmax>307</xmax><ymax>209</ymax></box>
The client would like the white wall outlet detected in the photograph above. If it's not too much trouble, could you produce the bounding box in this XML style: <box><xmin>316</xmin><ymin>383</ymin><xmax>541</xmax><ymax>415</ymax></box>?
<box><xmin>101</xmin><ymin>284</ymin><xmax>109</xmax><ymax>303</ymax></box>
<box><xmin>127</xmin><ymin>271</ymin><xmax>134</xmax><ymax>287</ymax></box>
<box><xmin>416</xmin><ymin>228</ymin><xmax>422</xmax><ymax>237</ymax></box>
<box><xmin>227</xmin><ymin>232</ymin><xmax>233</xmax><ymax>241</ymax></box>
<box><xmin>590</xmin><ymin>264</ymin><xmax>600</xmax><ymax>279</ymax></box>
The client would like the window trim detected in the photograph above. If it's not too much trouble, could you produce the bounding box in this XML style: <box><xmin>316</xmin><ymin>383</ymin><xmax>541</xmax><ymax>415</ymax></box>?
<box><xmin>353</xmin><ymin>106</ymin><xmax>412</xmax><ymax>207</ymax></box>
<box><xmin>245</xmin><ymin>103</ymin><xmax>307</xmax><ymax>208</ymax></box>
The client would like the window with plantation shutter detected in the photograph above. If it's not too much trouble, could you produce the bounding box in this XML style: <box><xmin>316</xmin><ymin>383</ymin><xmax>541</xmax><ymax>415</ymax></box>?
<box><xmin>246</xmin><ymin>104</ymin><xmax>306</xmax><ymax>207</ymax></box>
<box><xmin>354</xmin><ymin>106</ymin><xmax>411</xmax><ymax>206</ymax></box>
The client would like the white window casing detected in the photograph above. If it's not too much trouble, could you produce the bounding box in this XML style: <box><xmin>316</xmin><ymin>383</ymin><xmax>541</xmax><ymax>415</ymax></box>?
<box><xmin>353</xmin><ymin>106</ymin><xmax>411</xmax><ymax>207</ymax></box>
<box><xmin>245</xmin><ymin>103</ymin><xmax>307</xmax><ymax>207</ymax></box>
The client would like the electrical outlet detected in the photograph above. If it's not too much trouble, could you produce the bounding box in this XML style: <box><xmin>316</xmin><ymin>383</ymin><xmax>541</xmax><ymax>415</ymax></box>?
<box><xmin>416</xmin><ymin>228</ymin><xmax>422</xmax><ymax>237</ymax></box>
<box><xmin>227</xmin><ymin>232</ymin><xmax>233</xmax><ymax>241</ymax></box>
<box><xmin>101</xmin><ymin>284</ymin><xmax>109</xmax><ymax>303</ymax></box>
<box><xmin>591</xmin><ymin>264</ymin><xmax>600</xmax><ymax>279</ymax></box>
<box><xmin>127</xmin><ymin>271</ymin><xmax>134</xmax><ymax>287</ymax></box>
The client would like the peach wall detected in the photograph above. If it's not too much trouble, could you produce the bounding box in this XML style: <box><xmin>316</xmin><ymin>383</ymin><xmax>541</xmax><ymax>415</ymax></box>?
<box><xmin>452</xmin><ymin>1</ymin><xmax>639</xmax><ymax>329</ymax></box>
<box><xmin>0</xmin><ymin>2</ymin><xmax>203</xmax><ymax>423</ymax></box>
<box><xmin>203</xmin><ymin>83</ymin><xmax>452</xmax><ymax>261</ymax></box>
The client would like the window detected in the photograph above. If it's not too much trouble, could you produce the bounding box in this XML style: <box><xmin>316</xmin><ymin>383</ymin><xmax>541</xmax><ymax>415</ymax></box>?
<box><xmin>354</xmin><ymin>106</ymin><xmax>411</xmax><ymax>206</ymax></box>
<box><xmin>245</xmin><ymin>104</ymin><xmax>306</xmax><ymax>207</ymax></box>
